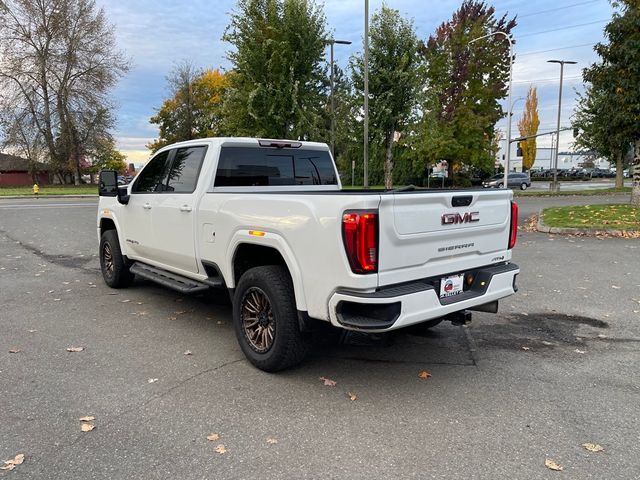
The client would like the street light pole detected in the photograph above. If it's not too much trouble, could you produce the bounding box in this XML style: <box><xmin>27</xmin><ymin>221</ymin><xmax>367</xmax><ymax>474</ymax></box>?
<box><xmin>363</xmin><ymin>0</ymin><xmax>369</xmax><ymax>188</ymax></box>
<box><xmin>469</xmin><ymin>31</ymin><xmax>513</xmax><ymax>188</ymax></box>
<box><xmin>547</xmin><ymin>59</ymin><xmax>577</xmax><ymax>192</ymax></box>
<box><xmin>325</xmin><ymin>39</ymin><xmax>352</xmax><ymax>160</ymax></box>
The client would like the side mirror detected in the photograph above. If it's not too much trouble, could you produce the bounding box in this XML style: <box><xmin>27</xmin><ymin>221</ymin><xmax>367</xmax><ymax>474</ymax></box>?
<box><xmin>117</xmin><ymin>185</ymin><xmax>130</xmax><ymax>205</ymax></box>
<box><xmin>99</xmin><ymin>170</ymin><xmax>118</xmax><ymax>196</ymax></box>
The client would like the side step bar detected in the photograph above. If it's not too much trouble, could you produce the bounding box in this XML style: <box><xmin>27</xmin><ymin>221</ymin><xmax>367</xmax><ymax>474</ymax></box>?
<box><xmin>130</xmin><ymin>262</ymin><xmax>212</xmax><ymax>294</ymax></box>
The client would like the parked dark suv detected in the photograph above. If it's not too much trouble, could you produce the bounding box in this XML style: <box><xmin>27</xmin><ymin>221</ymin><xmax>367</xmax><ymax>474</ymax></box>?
<box><xmin>483</xmin><ymin>172</ymin><xmax>531</xmax><ymax>190</ymax></box>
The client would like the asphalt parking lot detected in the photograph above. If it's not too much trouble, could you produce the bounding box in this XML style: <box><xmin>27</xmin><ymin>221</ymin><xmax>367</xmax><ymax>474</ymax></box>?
<box><xmin>1</xmin><ymin>195</ymin><xmax>639</xmax><ymax>479</ymax></box>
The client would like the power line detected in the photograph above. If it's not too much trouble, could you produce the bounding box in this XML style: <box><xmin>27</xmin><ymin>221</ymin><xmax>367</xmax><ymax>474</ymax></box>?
<box><xmin>517</xmin><ymin>42</ymin><xmax>596</xmax><ymax>57</ymax></box>
<box><xmin>519</xmin><ymin>19</ymin><xmax>609</xmax><ymax>38</ymax></box>
<box><xmin>513</xmin><ymin>75</ymin><xmax>582</xmax><ymax>85</ymax></box>
<box><xmin>518</xmin><ymin>0</ymin><xmax>601</xmax><ymax>19</ymax></box>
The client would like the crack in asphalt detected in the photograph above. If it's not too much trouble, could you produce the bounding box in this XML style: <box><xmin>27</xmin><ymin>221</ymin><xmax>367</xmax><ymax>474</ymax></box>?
<box><xmin>0</xmin><ymin>228</ymin><xmax>97</xmax><ymax>272</ymax></box>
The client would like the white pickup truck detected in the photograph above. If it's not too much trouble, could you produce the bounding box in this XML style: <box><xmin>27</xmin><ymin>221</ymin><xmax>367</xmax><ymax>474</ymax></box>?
<box><xmin>97</xmin><ymin>137</ymin><xmax>519</xmax><ymax>371</ymax></box>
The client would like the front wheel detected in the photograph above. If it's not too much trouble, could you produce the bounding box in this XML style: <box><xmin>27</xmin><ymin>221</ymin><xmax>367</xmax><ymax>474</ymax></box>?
<box><xmin>233</xmin><ymin>265</ymin><xmax>308</xmax><ymax>372</ymax></box>
<box><xmin>520</xmin><ymin>183</ymin><xmax>528</xmax><ymax>190</ymax></box>
<box><xmin>100</xmin><ymin>230</ymin><xmax>134</xmax><ymax>288</ymax></box>
<box><xmin>497</xmin><ymin>183</ymin><xmax>504</xmax><ymax>188</ymax></box>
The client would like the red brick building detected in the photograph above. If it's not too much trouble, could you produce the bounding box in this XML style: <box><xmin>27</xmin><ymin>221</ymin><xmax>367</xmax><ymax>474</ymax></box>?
<box><xmin>0</xmin><ymin>153</ymin><xmax>51</xmax><ymax>186</ymax></box>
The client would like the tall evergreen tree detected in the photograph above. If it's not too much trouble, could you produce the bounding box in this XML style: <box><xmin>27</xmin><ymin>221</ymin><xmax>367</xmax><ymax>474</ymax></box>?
<box><xmin>222</xmin><ymin>0</ymin><xmax>328</xmax><ymax>140</ymax></box>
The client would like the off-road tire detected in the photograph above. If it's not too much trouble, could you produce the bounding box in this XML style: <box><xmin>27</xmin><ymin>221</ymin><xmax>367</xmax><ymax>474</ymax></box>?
<box><xmin>233</xmin><ymin>265</ymin><xmax>308</xmax><ymax>372</ymax></box>
<box><xmin>100</xmin><ymin>230</ymin><xmax>134</xmax><ymax>288</ymax></box>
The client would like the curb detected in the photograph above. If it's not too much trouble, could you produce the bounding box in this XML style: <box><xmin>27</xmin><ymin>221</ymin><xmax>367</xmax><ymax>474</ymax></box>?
<box><xmin>0</xmin><ymin>194</ymin><xmax>97</xmax><ymax>200</ymax></box>
<box><xmin>536</xmin><ymin>208</ymin><xmax>640</xmax><ymax>236</ymax></box>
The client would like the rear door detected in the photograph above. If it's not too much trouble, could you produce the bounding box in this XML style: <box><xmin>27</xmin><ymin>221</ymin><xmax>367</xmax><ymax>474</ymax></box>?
<box><xmin>151</xmin><ymin>145</ymin><xmax>207</xmax><ymax>273</ymax></box>
<box><xmin>377</xmin><ymin>189</ymin><xmax>513</xmax><ymax>287</ymax></box>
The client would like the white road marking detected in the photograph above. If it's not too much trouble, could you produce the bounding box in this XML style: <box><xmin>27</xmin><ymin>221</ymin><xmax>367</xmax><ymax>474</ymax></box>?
<box><xmin>0</xmin><ymin>203</ymin><xmax>96</xmax><ymax>209</ymax></box>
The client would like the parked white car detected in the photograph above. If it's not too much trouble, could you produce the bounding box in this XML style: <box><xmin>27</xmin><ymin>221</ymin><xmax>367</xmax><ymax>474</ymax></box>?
<box><xmin>97</xmin><ymin>138</ymin><xmax>520</xmax><ymax>371</ymax></box>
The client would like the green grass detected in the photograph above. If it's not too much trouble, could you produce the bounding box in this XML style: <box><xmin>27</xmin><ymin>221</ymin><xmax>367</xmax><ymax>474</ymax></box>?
<box><xmin>0</xmin><ymin>184</ymin><xmax>97</xmax><ymax>196</ymax></box>
<box><xmin>543</xmin><ymin>204</ymin><xmax>640</xmax><ymax>230</ymax></box>
<box><xmin>516</xmin><ymin>187</ymin><xmax>631</xmax><ymax>197</ymax></box>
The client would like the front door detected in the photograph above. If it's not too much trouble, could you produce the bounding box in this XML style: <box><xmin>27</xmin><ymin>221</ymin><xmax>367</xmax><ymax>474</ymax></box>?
<box><xmin>151</xmin><ymin>145</ymin><xmax>208</xmax><ymax>274</ymax></box>
<box><xmin>119</xmin><ymin>149</ymin><xmax>173</xmax><ymax>260</ymax></box>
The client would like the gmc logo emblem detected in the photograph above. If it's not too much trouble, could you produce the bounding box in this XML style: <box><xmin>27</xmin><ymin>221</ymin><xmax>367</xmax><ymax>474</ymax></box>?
<box><xmin>441</xmin><ymin>212</ymin><xmax>480</xmax><ymax>225</ymax></box>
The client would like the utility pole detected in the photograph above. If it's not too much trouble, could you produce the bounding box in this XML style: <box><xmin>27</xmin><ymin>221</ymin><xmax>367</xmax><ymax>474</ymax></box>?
<box><xmin>325</xmin><ymin>39</ymin><xmax>352</xmax><ymax>160</ymax></box>
<box><xmin>363</xmin><ymin>0</ymin><xmax>369</xmax><ymax>188</ymax></box>
<box><xmin>469</xmin><ymin>31</ymin><xmax>513</xmax><ymax>189</ymax></box>
<box><xmin>547</xmin><ymin>59</ymin><xmax>577</xmax><ymax>192</ymax></box>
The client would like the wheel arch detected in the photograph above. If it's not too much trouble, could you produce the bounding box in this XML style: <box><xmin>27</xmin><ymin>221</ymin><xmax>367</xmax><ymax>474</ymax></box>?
<box><xmin>227</xmin><ymin>234</ymin><xmax>306</xmax><ymax>311</ymax></box>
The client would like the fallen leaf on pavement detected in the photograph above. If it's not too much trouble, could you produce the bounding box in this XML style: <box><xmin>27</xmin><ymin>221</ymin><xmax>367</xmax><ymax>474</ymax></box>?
<box><xmin>266</xmin><ymin>437</ymin><xmax>278</xmax><ymax>444</ymax></box>
<box><xmin>214</xmin><ymin>444</ymin><xmax>226</xmax><ymax>454</ymax></box>
<box><xmin>597</xmin><ymin>334</ymin><xmax>607</xmax><ymax>339</ymax></box>
<box><xmin>544</xmin><ymin>458</ymin><xmax>563</xmax><ymax>471</ymax></box>
<box><xmin>184</xmin><ymin>350</ymin><xmax>193</xmax><ymax>356</ymax></box>
<box><xmin>347</xmin><ymin>392</ymin><xmax>357</xmax><ymax>401</ymax></box>
<box><xmin>66</xmin><ymin>347</ymin><xmax>84</xmax><ymax>352</ymax></box>
<box><xmin>80</xmin><ymin>423</ymin><xmax>95</xmax><ymax>432</ymax></box>
<box><xmin>522</xmin><ymin>346</ymin><xmax>531</xmax><ymax>351</ymax></box>
<box><xmin>418</xmin><ymin>371</ymin><xmax>432</xmax><ymax>380</ymax></box>
<box><xmin>582</xmin><ymin>443</ymin><xmax>604</xmax><ymax>453</ymax></box>
<box><xmin>207</xmin><ymin>434</ymin><xmax>220</xmax><ymax>441</ymax></box>
<box><xmin>574</xmin><ymin>349</ymin><xmax>586</xmax><ymax>354</ymax></box>
<box><xmin>0</xmin><ymin>453</ymin><xmax>25</xmax><ymax>471</ymax></box>
<box><xmin>611</xmin><ymin>285</ymin><xmax>620</xmax><ymax>289</ymax></box>
<box><xmin>9</xmin><ymin>348</ymin><xmax>21</xmax><ymax>353</ymax></box>
<box><xmin>148</xmin><ymin>378</ymin><xmax>158</xmax><ymax>384</ymax></box>
<box><xmin>79</xmin><ymin>416</ymin><xmax>95</xmax><ymax>422</ymax></box>
<box><xmin>319</xmin><ymin>376</ymin><xmax>336</xmax><ymax>386</ymax></box>
<box><xmin>168</xmin><ymin>316</ymin><xmax>177</xmax><ymax>321</ymax></box>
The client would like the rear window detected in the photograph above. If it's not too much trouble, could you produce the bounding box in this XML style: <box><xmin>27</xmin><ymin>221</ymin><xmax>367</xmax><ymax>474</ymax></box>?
<box><xmin>215</xmin><ymin>146</ymin><xmax>337</xmax><ymax>187</ymax></box>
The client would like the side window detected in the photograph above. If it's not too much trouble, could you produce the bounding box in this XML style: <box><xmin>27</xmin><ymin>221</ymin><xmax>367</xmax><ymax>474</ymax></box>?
<box><xmin>132</xmin><ymin>151</ymin><xmax>171</xmax><ymax>193</ymax></box>
<box><xmin>166</xmin><ymin>146</ymin><xmax>207</xmax><ymax>193</ymax></box>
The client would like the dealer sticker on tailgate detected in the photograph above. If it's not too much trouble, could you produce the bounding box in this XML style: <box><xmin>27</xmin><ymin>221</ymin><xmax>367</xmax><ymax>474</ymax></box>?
<box><xmin>440</xmin><ymin>274</ymin><xmax>464</xmax><ymax>298</ymax></box>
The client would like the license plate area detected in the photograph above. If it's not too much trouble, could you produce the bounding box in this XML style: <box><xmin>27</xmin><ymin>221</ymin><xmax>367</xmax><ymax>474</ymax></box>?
<box><xmin>439</xmin><ymin>274</ymin><xmax>464</xmax><ymax>298</ymax></box>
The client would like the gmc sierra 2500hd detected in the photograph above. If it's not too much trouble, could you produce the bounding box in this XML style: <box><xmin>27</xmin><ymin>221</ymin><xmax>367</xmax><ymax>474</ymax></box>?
<box><xmin>98</xmin><ymin>138</ymin><xmax>519</xmax><ymax>371</ymax></box>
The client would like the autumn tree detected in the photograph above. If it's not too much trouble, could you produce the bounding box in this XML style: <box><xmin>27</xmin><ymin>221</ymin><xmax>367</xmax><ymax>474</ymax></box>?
<box><xmin>350</xmin><ymin>5</ymin><xmax>420</xmax><ymax>188</ymax></box>
<box><xmin>222</xmin><ymin>0</ymin><xmax>328</xmax><ymax>139</ymax></box>
<box><xmin>148</xmin><ymin>64</ymin><xmax>229</xmax><ymax>152</ymax></box>
<box><xmin>579</xmin><ymin>0</ymin><xmax>640</xmax><ymax>203</ymax></box>
<box><xmin>88</xmin><ymin>137</ymin><xmax>127</xmax><ymax>179</ymax></box>
<box><xmin>517</xmin><ymin>86</ymin><xmax>540</xmax><ymax>171</ymax></box>
<box><xmin>419</xmin><ymin>1</ymin><xmax>517</xmax><ymax>179</ymax></box>
<box><xmin>0</xmin><ymin>0</ymin><xmax>129</xmax><ymax>184</ymax></box>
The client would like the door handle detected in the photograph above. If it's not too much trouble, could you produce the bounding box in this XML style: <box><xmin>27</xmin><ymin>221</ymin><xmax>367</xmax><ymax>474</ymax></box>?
<box><xmin>143</xmin><ymin>203</ymin><xmax>152</xmax><ymax>210</ymax></box>
<box><xmin>179</xmin><ymin>205</ymin><xmax>192</xmax><ymax>212</ymax></box>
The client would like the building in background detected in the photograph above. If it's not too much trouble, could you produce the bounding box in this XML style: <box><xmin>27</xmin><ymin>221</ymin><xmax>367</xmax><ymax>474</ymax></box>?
<box><xmin>0</xmin><ymin>153</ymin><xmax>51</xmax><ymax>186</ymax></box>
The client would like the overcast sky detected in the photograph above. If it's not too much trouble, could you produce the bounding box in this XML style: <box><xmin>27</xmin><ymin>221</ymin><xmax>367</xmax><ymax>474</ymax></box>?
<box><xmin>97</xmin><ymin>0</ymin><xmax>614</xmax><ymax>164</ymax></box>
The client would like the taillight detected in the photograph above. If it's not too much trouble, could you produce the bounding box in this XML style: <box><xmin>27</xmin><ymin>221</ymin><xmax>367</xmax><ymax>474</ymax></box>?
<box><xmin>342</xmin><ymin>210</ymin><xmax>378</xmax><ymax>274</ymax></box>
<box><xmin>508</xmin><ymin>201</ymin><xmax>518</xmax><ymax>249</ymax></box>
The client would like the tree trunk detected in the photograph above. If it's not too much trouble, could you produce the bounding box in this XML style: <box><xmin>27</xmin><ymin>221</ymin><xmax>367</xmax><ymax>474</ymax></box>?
<box><xmin>632</xmin><ymin>138</ymin><xmax>640</xmax><ymax>207</ymax></box>
<box><xmin>615</xmin><ymin>151</ymin><xmax>624</xmax><ymax>188</ymax></box>
<box><xmin>384</xmin><ymin>133</ymin><xmax>394</xmax><ymax>189</ymax></box>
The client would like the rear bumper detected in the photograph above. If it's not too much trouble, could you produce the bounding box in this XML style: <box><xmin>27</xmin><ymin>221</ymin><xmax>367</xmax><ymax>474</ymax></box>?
<box><xmin>328</xmin><ymin>263</ymin><xmax>519</xmax><ymax>332</ymax></box>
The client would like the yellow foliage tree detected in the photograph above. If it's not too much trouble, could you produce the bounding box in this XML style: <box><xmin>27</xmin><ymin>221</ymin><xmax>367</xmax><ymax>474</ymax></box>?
<box><xmin>517</xmin><ymin>86</ymin><xmax>540</xmax><ymax>171</ymax></box>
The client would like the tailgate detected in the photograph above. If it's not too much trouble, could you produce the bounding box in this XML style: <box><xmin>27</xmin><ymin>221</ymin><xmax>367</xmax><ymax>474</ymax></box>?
<box><xmin>377</xmin><ymin>189</ymin><xmax>514</xmax><ymax>287</ymax></box>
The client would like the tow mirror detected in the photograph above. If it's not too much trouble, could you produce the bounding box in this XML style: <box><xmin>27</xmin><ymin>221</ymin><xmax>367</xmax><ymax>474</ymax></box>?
<box><xmin>99</xmin><ymin>170</ymin><xmax>118</xmax><ymax>196</ymax></box>
<box><xmin>99</xmin><ymin>170</ymin><xmax>129</xmax><ymax>204</ymax></box>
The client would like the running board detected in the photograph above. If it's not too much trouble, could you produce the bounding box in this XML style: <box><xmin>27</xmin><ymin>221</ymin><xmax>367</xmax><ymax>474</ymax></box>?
<box><xmin>130</xmin><ymin>262</ymin><xmax>211</xmax><ymax>294</ymax></box>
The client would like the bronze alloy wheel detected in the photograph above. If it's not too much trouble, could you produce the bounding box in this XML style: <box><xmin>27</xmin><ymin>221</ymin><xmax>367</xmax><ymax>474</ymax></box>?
<box><xmin>102</xmin><ymin>242</ymin><xmax>114</xmax><ymax>278</ymax></box>
<box><xmin>241</xmin><ymin>287</ymin><xmax>275</xmax><ymax>353</ymax></box>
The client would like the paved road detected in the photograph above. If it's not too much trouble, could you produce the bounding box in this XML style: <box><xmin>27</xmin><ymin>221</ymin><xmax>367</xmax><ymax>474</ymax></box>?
<box><xmin>1</xmin><ymin>196</ymin><xmax>639</xmax><ymax>479</ymax></box>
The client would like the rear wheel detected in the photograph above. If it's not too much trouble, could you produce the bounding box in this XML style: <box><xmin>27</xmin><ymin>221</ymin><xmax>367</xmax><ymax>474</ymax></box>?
<box><xmin>100</xmin><ymin>230</ymin><xmax>134</xmax><ymax>288</ymax></box>
<box><xmin>497</xmin><ymin>183</ymin><xmax>504</xmax><ymax>188</ymax></box>
<box><xmin>520</xmin><ymin>183</ymin><xmax>528</xmax><ymax>190</ymax></box>
<box><xmin>233</xmin><ymin>265</ymin><xmax>308</xmax><ymax>371</ymax></box>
